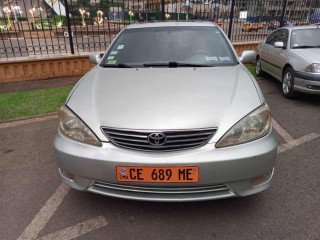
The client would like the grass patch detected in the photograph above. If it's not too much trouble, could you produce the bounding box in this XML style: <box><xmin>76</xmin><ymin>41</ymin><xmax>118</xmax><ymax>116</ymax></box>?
<box><xmin>246</xmin><ymin>64</ymin><xmax>256</xmax><ymax>78</ymax></box>
<box><xmin>0</xmin><ymin>86</ymin><xmax>73</xmax><ymax>122</ymax></box>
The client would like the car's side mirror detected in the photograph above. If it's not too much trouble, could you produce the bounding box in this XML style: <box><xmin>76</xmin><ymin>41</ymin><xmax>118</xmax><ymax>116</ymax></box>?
<box><xmin>239</xmin><ymin>50</ymin><xmax>256</xmax><ymax>64</ymax></box>
<box><xmin>89</xmin><ymin>53</ymin><xmax>104</xmax><ymax>64</ymax></box>
<box><xmin>274</xmin><ymin>42</ymin><xmax>284</xmax><ymax>48</ymax></box>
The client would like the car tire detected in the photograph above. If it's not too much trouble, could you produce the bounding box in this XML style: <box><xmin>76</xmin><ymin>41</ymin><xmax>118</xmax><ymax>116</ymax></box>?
<box><xmin>282</xmin><ymin>67</ymin><xmax>296</xmax><ymax>98</ymax></box>
<box><xmin>255</xmin><ymin>57</ymin><xmax>264</xmax><ymax>77</ymax></box>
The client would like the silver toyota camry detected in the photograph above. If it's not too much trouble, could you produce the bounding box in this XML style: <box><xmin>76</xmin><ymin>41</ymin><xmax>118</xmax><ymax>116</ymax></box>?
<box><xmin>54</xmin><ymin>22</ymin><xmax>278</xmax><ymax>202</ymax></box>
<box><xmin>256</xmin><ymin>25</ymin><xmax>320</xmax><ymax>97</ymax></box>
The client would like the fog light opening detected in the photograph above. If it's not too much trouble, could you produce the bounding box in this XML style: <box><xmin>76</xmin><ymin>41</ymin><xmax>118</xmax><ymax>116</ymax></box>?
<box><xmin>60</xmin><ymin>169</ymin><xmax>75</xmax><ymax>181</ymax></box>
<box><xmin>306</xmin><ymin>85</ymin><xmax>320</xmax><ymax>90</ymax></box>
<box><xmin>250</xmin><ymin>170</ymin><xmax>273</xmax><ymax>187</ymax></box>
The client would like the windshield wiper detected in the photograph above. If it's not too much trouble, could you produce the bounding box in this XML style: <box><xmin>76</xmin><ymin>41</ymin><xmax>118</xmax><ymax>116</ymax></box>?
<box><xmin>293</xmin><ymin>45</ymin><xmax>320</xmax><ymax>49</ymax></box>
<box><xmin>101</xmin><ymin>63</ymin><xmax>133</xmax><ymax>68</ymax></box>
<box><xmin>143</xmin><ymin>62</ymin><xmax>214</xmax><ymax>68</ymax></box>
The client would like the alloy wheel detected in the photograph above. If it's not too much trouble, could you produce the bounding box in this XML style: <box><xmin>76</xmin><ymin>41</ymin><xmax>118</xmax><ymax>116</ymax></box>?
<box><xmin>282</xmin><ymin>67</ymin><xmax>296</xmax><ymax>98</ymax></box>
<box><xmin>255</xmin><ymin>58</ymin><xmax>263</xmax><ymax>76</ymax></box>
<box><xmin>282</xmin><ymin>71</ymin><xmax>292</xmax><ymax>94</ymax></box>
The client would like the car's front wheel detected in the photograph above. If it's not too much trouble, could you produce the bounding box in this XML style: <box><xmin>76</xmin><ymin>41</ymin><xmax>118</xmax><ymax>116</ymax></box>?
<box><xmin>255</xmin><ymin>57</ymin><xmax>263</xmax><ymax>77</ymax></box>
<box><xmin>282</xmin><ymin>67</ymin><xmax>296</xmax><ymax>98</ymax></box>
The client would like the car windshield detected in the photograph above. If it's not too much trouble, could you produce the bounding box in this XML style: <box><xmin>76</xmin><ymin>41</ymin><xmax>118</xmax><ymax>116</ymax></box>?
<box><xmin>291</xmin><ymin>28</ymin><xmax>320</xmax><ymax>48</ymax></box>
<box><xmin>101</xmin><ymin>26</ymin><xmax>237</xmax><ymax>68</ymax></box>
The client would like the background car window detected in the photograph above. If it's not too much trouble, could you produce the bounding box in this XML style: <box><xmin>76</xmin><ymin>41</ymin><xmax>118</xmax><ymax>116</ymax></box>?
<box><xmin>265</xmin><ymin>31</ymin><xmax>279</xmax><ymax>45</ymax></box>
<box><xmin>102</xmin><ymin>26</ymin><xmax>237</xmax><ymax>67</ymax></box>
<box><xmin>290</xmin><ymin>28</ymin><xmax>320</xmax><ymax>48</ymax></box>
<box><xmin>277</xmin><ymin>29</ymin><xmax>289</xmax><ymax>47</ymax></box>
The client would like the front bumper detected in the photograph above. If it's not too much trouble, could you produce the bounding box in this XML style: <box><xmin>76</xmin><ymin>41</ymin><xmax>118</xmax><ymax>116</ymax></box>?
<box><xmin>294</xmin><ymin>71</ymin><xmax>320</xmax><ymax>95</ymax></box>
<box><xmin>54</xmin><ymin>130</ymin><xmax>278</xmax><ymax>202</ymax></box>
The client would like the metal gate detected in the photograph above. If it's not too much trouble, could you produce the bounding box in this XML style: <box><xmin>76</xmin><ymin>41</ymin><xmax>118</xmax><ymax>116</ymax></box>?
<box><xmin>1</xmin><ymin>0</ymin><xmax>319</xmax><ymax>58</ymax></box>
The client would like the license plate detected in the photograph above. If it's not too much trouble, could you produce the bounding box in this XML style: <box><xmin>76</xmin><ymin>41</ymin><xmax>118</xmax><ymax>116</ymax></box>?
<box><xmin>116</xmin><ymin>166</ymin><xmax>199</xmax><ymax>183</ymax></box>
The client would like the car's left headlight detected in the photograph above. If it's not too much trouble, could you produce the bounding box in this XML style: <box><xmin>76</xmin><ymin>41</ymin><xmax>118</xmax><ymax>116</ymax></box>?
<box><xmin>305</xmin><ymin>63</ymin><xmax>320</xmax><ymax>73</ymax></box>
<box><xmin>58</xmin><ymin>105</ymin><xmax>102</xmax><ymax>147</ymax></box>
<box><xmin>216</xmin><ymin>103</ymin><xmax>271</xmax><ymax>148</ymax></box>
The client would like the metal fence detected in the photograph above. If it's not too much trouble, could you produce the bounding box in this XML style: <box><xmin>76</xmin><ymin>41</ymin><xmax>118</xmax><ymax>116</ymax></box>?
<box><xmin>1</xmin><ymin>0</ymin><xmax>320</xmax><ymax>58</ymax></box>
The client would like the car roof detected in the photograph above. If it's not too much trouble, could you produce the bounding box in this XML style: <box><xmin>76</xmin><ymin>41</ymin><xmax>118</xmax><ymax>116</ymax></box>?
<box><xmin>284</xmin><ymin>25</ymin><xmax>320</xmax><ymax>31</ymax></box>
<box><xmin>125</xmin><ymin>21</ymin><xmax>217</xmax><ymax>29</ymax></box>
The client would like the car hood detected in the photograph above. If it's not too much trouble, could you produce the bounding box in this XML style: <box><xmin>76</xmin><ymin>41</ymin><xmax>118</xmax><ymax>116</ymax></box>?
<box><xmin>67</xmin><ymin>65</ymin><xmax>263</xmax><ymax>142</ymax></box>
<box><xmin>294</xmin><ymin>48</ymin><xmax>320</xmax><ymax>63</ymax></box>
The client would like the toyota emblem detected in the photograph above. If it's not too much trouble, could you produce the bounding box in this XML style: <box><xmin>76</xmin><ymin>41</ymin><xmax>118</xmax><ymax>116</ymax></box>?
<box><xmin>148</xmin><ymin>133</ymin><xmax>167</xmax><ymax>146</ymax></box>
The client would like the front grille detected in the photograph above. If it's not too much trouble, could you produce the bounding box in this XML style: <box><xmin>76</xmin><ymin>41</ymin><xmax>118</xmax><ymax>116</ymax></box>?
<box><xmin>101</xmin><ymin>127</ymin><xmax>217</xmax><ymax>151</ymax></box>
<box><xmin>88</xmin><ymin>181</ymin><xmax>235</xmax><ymax>201</ymax></box>
<box><xmin>92</xmin><ymin>181</ymin><xmax>229</xmax><ymax>194</ymax></box>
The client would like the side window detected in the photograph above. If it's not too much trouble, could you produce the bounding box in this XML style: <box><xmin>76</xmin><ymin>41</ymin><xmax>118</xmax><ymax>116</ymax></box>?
<box><xmin>266</xmin><ymin>31</ymin><xmax>279</xmax><ymax>45</ymax></box>
<box><xmin>277</xmin><ymin>29</ymin><xmax>289</xmax><ymax>47</ymax></box>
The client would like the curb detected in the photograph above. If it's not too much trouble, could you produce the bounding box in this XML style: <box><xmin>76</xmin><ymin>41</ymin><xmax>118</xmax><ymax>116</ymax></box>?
<box><xmin>0</xmin><ymin>113</ymin><xmax>58</xmax><ymax>129</ymax></box>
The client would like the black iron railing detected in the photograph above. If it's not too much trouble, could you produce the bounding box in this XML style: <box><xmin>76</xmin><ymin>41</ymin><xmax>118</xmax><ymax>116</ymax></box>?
<box><xmin>1</xmin><ymin>0</ymin><xmax>320</xmax><ymax>58</ymax></box>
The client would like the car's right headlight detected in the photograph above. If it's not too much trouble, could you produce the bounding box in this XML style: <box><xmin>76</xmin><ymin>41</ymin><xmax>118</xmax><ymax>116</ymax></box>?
<box><xmin>305</xmin><ymin>63</ymin><xmax>320</xmax><ymax>73</ymax></box>
<box><xmin>58</xmin><ymin>106</ymin><xmax>102</xmax><ymax>147</ymax></box>
<box><xmin>215</xmin><ymin>103</ymin><xmax>271</xmax><ymax>148</ymax></box>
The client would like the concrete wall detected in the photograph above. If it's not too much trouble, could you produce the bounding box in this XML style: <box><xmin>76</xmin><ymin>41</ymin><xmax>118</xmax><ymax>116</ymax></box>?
<box><xmin>0</xmin><ymin>42</ymin><xmax>259</xmax><ymax>83</ymax></box>
<box><xmin>0</xmin><ymin>55</ymin><xmax>94</xmax><ymax>83</ymax></box>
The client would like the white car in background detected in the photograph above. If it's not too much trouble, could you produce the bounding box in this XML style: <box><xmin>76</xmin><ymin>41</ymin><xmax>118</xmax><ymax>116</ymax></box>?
<box><xmin>256</xmin><ymin>25</ymin><xmax>320</xmax><ymax>98</ymax></box>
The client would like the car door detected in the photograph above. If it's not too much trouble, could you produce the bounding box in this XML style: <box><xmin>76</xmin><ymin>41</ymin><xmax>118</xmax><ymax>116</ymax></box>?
<box><xmin>268</xmin><ymin>29</ymin><xmax>289</xmax><ymax>81</ymax></box>
<box><xmin>260</xmin><ymin>30</ymin><xmax>280</xmax><ymax>75</ymax></box>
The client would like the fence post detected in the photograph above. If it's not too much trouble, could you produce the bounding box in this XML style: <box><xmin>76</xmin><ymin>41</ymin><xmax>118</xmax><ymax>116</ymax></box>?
<box><xmin>227</xmin><ymin>0</ymin><xmax>236</xmax><ymax>40</ymax></box>
<box><xmin>161</xmin><ymin>0</ymin><xmax>165</xmax><ymax>20</ymax></box>
<box><xmin>64</xmin><ymin>0</ymin><xmax>75</xmax><ymax>54</ymax></box>
<box><xmin>280</xmin><ymin>0</ymin><xmax>288</xmax><ymax>27</ymax></box>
